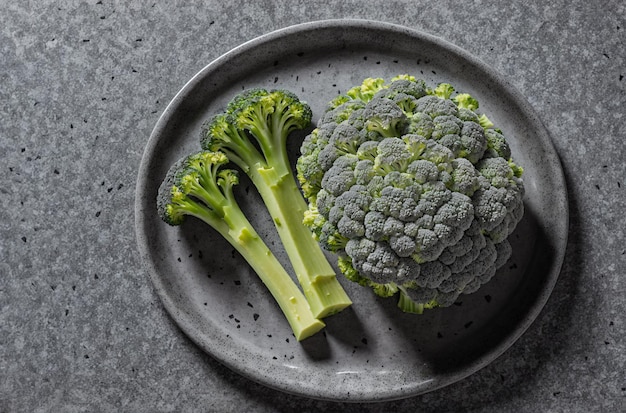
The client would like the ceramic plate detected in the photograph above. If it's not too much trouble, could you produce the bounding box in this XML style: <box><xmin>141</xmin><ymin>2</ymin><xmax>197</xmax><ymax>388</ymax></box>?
<box><xmin>135</xmin><ymin>20</ymin><xmax>568</xmax><ymax>402</ymax></box>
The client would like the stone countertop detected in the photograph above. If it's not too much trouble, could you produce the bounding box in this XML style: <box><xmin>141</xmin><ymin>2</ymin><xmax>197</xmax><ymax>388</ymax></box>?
<box><xmin>1</xmin><ymin>1</ymin><xmax>624</xmax><ymax>412</ymax></box>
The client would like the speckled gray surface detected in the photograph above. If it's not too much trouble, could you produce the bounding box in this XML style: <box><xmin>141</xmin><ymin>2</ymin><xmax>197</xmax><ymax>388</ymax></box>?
<box><xmin>1</xmin><ymin>1</ymin><xmax>624</xmax><ymax>412</ymax></box>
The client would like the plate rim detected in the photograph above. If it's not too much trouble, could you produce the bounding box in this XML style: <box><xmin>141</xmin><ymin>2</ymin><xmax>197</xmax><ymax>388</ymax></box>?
<box><xmin>134</xmin><ymin>18</ymin><xmax>569</xmax><ymax>402</ymax></box>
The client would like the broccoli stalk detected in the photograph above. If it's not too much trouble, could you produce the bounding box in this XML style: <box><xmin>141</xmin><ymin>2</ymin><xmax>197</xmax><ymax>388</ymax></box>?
<box><xmin>157</xmin><ymin>151</ymin><xmax>325</xmax><ymax>341</ymax></box>
<box><xmin>201</xmin><ymin>89</ymin><xmax>352</xmax><ymax>318</ymax></box>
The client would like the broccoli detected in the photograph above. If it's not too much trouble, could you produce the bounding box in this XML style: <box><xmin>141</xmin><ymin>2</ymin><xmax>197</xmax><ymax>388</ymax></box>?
<box><xmin>157</xmin><ymin>151</ymin><xmax>325</xmax><ymax>340</ymax></box>
<box><xmin>297</xmin><ymin>76</ymin><xmax>525</xmax><ymax>313</ymax></box>
<box><xmin>200</xmin><ymin>89</ymin><xmax>351</xmax><ymax>318</ymax></box>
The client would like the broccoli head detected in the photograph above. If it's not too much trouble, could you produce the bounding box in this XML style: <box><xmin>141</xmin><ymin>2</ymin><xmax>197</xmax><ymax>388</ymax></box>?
<box><xmin>297</xmin><ymin>76</ymin><xmax>525</xmax><ymax>313</ymax></box>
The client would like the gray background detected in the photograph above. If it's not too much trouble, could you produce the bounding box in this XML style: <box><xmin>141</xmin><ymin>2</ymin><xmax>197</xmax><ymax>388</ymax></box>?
<box><xmin>1</xmin><ymin>1</ymin><xmax>624</xmax><ymax>412</ymax></box>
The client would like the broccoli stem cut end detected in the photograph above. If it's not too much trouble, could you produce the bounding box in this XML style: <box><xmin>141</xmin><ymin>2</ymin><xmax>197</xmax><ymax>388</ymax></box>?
<box><xmin>303</xmin><ymin>274</ymin><xmax>353</xmax><ymax>318</ymax></box>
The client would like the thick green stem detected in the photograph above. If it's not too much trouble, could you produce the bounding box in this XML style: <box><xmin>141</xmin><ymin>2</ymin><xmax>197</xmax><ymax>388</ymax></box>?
<box><xmin>197</xmin><ymin>204</ymin><xmax>324</xmax><ymax>341</ymax></box>
<box><xmin>251</xmin><ymin>166</ymin><xmax>352</xmax><ymax>318</ymax></box>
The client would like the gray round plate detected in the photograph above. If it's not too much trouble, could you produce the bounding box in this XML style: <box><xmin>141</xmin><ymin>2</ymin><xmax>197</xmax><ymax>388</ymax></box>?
<box><xmin>135</xmin><ymin>19</ymin><xmax>568</xmax><ymax>402</ymax></box>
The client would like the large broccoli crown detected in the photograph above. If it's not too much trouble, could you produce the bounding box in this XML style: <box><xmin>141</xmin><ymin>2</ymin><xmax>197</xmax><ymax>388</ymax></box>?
<box><xmin>296</xmin><ymin>75</ymin><xmax>525</xmax><ymax>313</ymax></box>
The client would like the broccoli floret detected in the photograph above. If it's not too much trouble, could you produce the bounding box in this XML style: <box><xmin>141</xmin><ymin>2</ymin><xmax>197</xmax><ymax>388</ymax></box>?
<box><xmin>433</xmin><ymin>83</ymin><xmax>456</xmax><ymax>99</ymax></box>
<box><xmin>319</xmin><ymin>122</ymin><xmax>367</xmax><ymax>172</ymax></box>
<box><xmin>473</xmin><ymin>157</ymin><xmax>525</xmax><ymax>243</ymax></box>
<box><xmin>457</xmin><ymin>107</ymin><xmax>481</xmax><ymax>123</ymax></box>
<box><xmin>297</xmin><ymin>75</ymin><xmax>525</xmax><ymax>313</ymax></box>
<box><xmin>415</xmin><ymin>95</ymin><xmax>459</xmax><ymax>119</ymax></box>
<box><xmin>321</xmin><ymin>155</ymin><xmax>358</xmax><ymax>197</ymax></box>
<box><xmin>478</xmin><ymin>113</ymin><xmax>495</xmax><ymax>129</ymax></box>
<box><xmin>320</xmin><ymin>99</ymin><xmax>367</xmax><ymax>125</ymax></box>
<box><xmin>201</xmin><ymin>89</ymin><xmax>351</xmax><ymax>318</ymax></box>
<box><xmin>483</xmin><ymin>128</ymin><xmax>512</xmax><ymax>160</ymax></box>
<box><xmin>458</xmin><ymin>121</ymin><xmax>488</xmax><ymax>164</ymax></box>
<box><xmin>453</xmin><ymin>93</ymin><xmax>480</xmax><ymax>111</ymax></box>
<box><xmin>362</xmin><ymin>97</ymin><xmax>409</xmax><ymax>138</ymax></box>
<box><xmin>157</xmin><ymin>151</ymin><xmax>325</xmax><ymax>340</ymax></box>
<box><xmin>449</xmin><ymin>158</ymin><xmax>481</xmax><ymax>196</ymax></box>
<box><xmin>346</xmin><ymin>77</ymin><xmax>387</xmax><ymax>101</ymax></box>
<box><xmin>431</xmin><ymin>115</ymin><xmax>462</xmax><ymax>140</ymax></box>
<box><xmin>387</xmin><ymin>77</ymin><xmax>429</xmax><ymax>99</ymax></box>
<box><xmin>297</xmin><ymin>124</ymin><xmax>341</xmax><ymax>200</ymax></box>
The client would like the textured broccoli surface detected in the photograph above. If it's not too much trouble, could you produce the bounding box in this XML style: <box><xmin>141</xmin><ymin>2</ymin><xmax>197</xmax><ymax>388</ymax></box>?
<box><xmin>297</xmin><ymin>75</ymin><xmax>525</xmax><ymax>313</ymax></box>
<box><xmin>200</xmin><ymin>89</ymin><xmax>351</xmax><ymax>318</ymax></box>
<box><xmin>157</xmin><ymin>151</ymin><xmax>325</xmax><ymax>340</ymax></box>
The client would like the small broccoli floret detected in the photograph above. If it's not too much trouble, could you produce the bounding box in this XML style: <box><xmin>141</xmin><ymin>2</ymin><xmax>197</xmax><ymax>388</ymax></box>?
<box><xmin>449</xmin><ymin>158</ymin><xmax>481</xmax><ymax>196</ymax></box>
<box><xmin>362</xmin><ymin>97</ymin><xmax>409</xmax><ymax>138</ymax></box>
<box><xmin>431</xmin><ymin>115</ymin><xmax>462</xmax><ymax>140</ymax></box>
<box><xmin>321</xmin><ymin>155</ymin><xmax>358</xmax><ymax>197</ymax></box>
<box><xmin>391</xmin><ymin>93</ymin><xmax>419</xmax><ymax>115</ymax></box>
<box><xmin>157</xmin><ymin>151</ymin><xmax>325</xmax><ymax>340</ymax></box>
<box><xmin>415</xmin><ymin>95</ymin><xmax>459</xmax><ymax>119</ymax></box>
<box><xmin>473</xmin><ymin>157</ymin><xmax>525</xmax><ymax>243</ymax></box>
<box><xmin>407</xmin><ymin>112</ymin><xmax>435</xmax><ymax>138</ymax></box>
<box><xmin>202</xmin><ymin>89</ymin><xmax>351</xmax><ymax>318</ymax></box>
<box><xmin>372</xmin><ymin>78</ymin><xmax>428</xmax><ymax>116</ymax></box>
<box><xmin>321</xmin><ymin>99</ymin><xmax>367</xmax><ymax>125</ymax></box>
<box><xmin>457</xmin><ymin>107</ymin><xmax>481</xmax><ymax>123</ymax></box>
<box><xmin>387</xmin><ymin>77</ymin><xmax>429</xmax><ymax>99</ymax></box>
<box><xmin>433</xmin><ymin>83</ymin><xmax>456</xmax><ymax>99</ymax></box>
<box><xmin>483</xmin><ymin>128</ymin><xmax>512</xmax><ymax>160</ymax></box>
<box><xmin>346</xmin><ymin>77</ymin><xmax>387</xmax><ymax>101</ymax></box>
<box><xmin>297</xmin><ymin>124</ymin><xmax>341</xmax><ymax>200</ymax></box>
<box><xmin>322</xmin><ymin>122</ymin><xmax>367</xmax><ymax>168</ymax></box>
<box><xmin>454</xmin><ymin>93</ymin><xmax>479</xmax><ymax>111</ymax></box>
<box><xmin>478</xmin><ymin>113</ymin><xmax>495</xmax><ymax>129</ymax></box>
<box><xmin>297</xmin><ymin>75</ymin><xmax>525</xmax><ymax>314</ymax></box>
<box><xmin>374</xmin><ymin>137</ymin><xmax>414</xmax><ymax>173</ymax></box>
<box><xmin>458</xmin><ymin>121</ymin><xmax>488</xmax><ymax>164</ymax></box>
